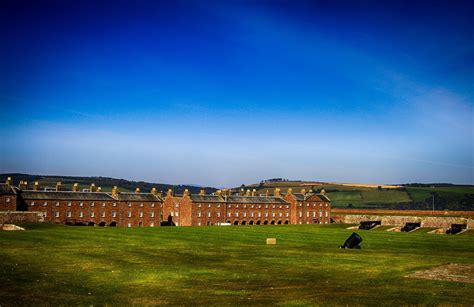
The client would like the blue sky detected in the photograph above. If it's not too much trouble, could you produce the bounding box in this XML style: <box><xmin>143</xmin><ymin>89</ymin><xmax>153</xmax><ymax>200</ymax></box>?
<box><xmin>0</xmin><ymin>0</ymin><xmax>473</xmax><ymax>187</ymax></box>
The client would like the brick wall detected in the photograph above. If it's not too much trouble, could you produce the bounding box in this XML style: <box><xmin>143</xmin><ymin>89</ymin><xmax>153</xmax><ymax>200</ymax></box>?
<box><xmin>0</xmin><ymin>211</ymin><xmax>44</xmax><ymax>224</ymax></box>
<box><xmin>0</xmin><ymin>195</ymin><xmax>17</xmax><ymax>211</ymax></box>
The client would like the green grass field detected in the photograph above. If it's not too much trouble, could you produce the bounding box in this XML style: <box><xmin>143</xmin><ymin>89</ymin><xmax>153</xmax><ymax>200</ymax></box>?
<box><xmin>0</xmin><ymin>224</ymin><xmax>473</xmax><ymax>305</ymax></box>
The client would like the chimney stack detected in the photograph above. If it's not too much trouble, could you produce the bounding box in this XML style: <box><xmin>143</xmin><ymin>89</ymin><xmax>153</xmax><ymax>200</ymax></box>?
<box><xmin>240</xmin><ymin>188</ymin><xmax>245</xmax><ymax>196</ymax></box>
<box><xmin>183</xmin><ymin>189</ymin><xmax>189</xmax><ymax>197</ymax></box>
<box><xmin>320</xmin><ymin>188</ymin><xmax>326</xmax><ymax>195</ymax></box>
<box><xmin>245</xmin><ymin>189</ymin><xmax>251</xmax><ymax>196</ymax></box>
<box><xmin>167</xmin><ymin>189</ymin><xmax>173</xmax><ymax>197</ymax></box>
<box><xmin>274</xmin><ymin>188</ymin><xmax>281</xmax><ymax>197</ymax></box>
<box><xmin>97</xmin><ymin>187</ymin><xmax>102</xmax><ymax>192</ymax></box>
<box><xmin>265</xmin><ymin>190</ymin><xmax>269</xmax><ymax>197</ymax></box>
<box><xmin>199</xmin><ymin>189</ymin><xmax>205</xmax><ymax>196</ymax></box>
<box><xmin>34</xmin><ymin>181</ymin><xmax>40</xmax><ymax>191</ymax></box>
<box><xmin>56</xmin><ymin>182</ymin><xmax>62</xmax><ymax>191</ymax></box>
<box><xmin>287</xmin><ymin>188</ymin><xmax>293</xmax><ymax>195</ymax></box>
<box><xmin>151</xmin><ymin>187</ymin><xmax>158</xmax><ymax>195</ymax></box>
<box><xmin>72</xmin><ymin>183</ymin><xmax>78</xmax><ymax>192</ymax></box>
<box><xmin>90</xmin><ymin>183</ymin><xmax>96</xmax><ymax>192</ymax></box>
<box><xmin>6</xmin><ymin>177</ymin><xmax>12</xmax><ymax>186</ymax></box>
<box><xmin>112</xmin><ymin>186</ymin><xmax>119</xmax><ymax>197</ymax></box>
<box><xmin>19</xmin><ymin>180</ymin><xmax>28</xmax><ymax>190</ymax></box>
<box><xmin>251</xmin><ymin>189</ymin><xmax>256</xmax><ymax>196</ymax></box>
<box><xmin>301</xmin><ymin>188</ymin><xmax>306</xmax><ymax>195</ymax></box>
<box><xmin>135</xmin><ymin>187</ymin><xmax>141</xmax><ymax>193</ymax></box>
<box><xmin>216</xmin><ymin>190</ymin><xmax>222</xmax><ymax>197</ymax></box>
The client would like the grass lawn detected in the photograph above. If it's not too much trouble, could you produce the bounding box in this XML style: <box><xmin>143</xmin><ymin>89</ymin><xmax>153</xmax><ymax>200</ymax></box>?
<box><xmin>0</xmin><ymin>224</ymin><xmax>473</xmax><ymax>305</ymax></box>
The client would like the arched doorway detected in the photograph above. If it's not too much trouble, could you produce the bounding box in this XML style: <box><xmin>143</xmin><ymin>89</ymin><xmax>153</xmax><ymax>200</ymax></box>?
<box><xmin>270</xmin><ymin>221</ymin><xmax>275</xmax><ymax>225</ymax></box>
<box><xmin>87</xmin><ymin>222</ymin><xmax>95</xmax><ymax>226</ymax></box>
<box><xmin>256</xmin><ymin>221</ymin><xmax>261</xmax><ymax>225</ymax></box>
<box><xmin>277</xmin><ymin>221</ymin><xmax>282</xmax><ymax>225</ymax></box>
<box><xmin>227</xmin><ymin>221</ymin><xmax>231</xmax><ymax>224</ymax></box>
<box><xmin>263</xmin><ymin>221</ymin><xmax>268</xmax><ymax>225</ymax></box>
<box><xmin>75</xmin><ymin>222</ymin><xmax>85</xmax><ymax>226</ymax></box>
<box><xmin>99</xmin><ymin>222</ymin><xmax>106</xmax><ymax>227</ymax></box>
<box><xmin>249</xmin><ymin>221</ymin><xmax>254</xmax><ymax>225</ymax></box>
<box><xmin>110</xmin><ymin>221</ymin><xmax>117</xmax><ymax>227</ymax></box>
<box><xmin>284</xmin><ymin>220</ymin><xmax>289</xmax><ymax>224</ymax></box>
<box><xmin>234</xmin><ymin>221</ymin><xmax>238</xmax><ymax>225</ymax></box>
<box><xmin>241</xmin><ymin>221</ymin><xmax>246</xmax><ymax>225</ymax></box>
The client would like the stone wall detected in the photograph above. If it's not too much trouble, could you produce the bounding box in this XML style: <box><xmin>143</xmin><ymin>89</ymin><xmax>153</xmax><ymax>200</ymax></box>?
<box><xmin>332</xmin><ymin>214</ymin><xmax>473</xmax><ymax>229</ymax></box>
<box><xmin>0</xmin><ymin>211</ymin><xmax>44</xmax><ymax>224</ymax></box>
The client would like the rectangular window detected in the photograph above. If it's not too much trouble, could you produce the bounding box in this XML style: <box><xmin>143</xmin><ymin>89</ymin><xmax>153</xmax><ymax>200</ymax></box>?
<box><xmin>227</xmin><ymin>212</ymin><xmax>231</xmax><ymax>217</ymax></box>
<box><xmin>79</xmin><ymin>212</ymin><xmax>83</xmax><ymax>217</ymax></box>
<box><xmin>313</xmin><ymin>212</ymin><xmax>316</xmax><ymax>217</ymax></box>
<box><xmin>299</xmin><ymin>212</ymin><xmax>302</xmax><ymax>218</ymax></box>
<box><xmin>68</xmin><ymin>202</ymin><xmax>72</xmax><ymax>207</ymax></box>
<box><xmin>102</xmin><ymin>203</ymin><xmax>106</xmax><ymax>207</ymax></box>
<box><xmin>140</xmin><ymin>203</ymin><xmax>144</xmax><ymax>207</ymax></box>
<box><xmin>208</xmin><ymin>204</ymin><xmax>211</xmax><ymax>208</ymax></box>
<box><xmin>208</xmin><ymin>212</ymin><xmax>211</xmax><ymax>217</ymax></box>
<box><xmin>235</xmin><ymin>212</ymin><xmax>239</xmax><ymax>217</ymax></box>
<box><xmin>91</xmin><ymin>212</ymin><xmax>95</xmax><ymax>217</ymax></box>
<box><xmin>307</xmin><ymin>212</ymin><xmax>309</xmax><ymax>217</ymax></box>
<box><xmin>150</xmin><ymin>223</ymin><xmax>154</xmax><ymax>227</ymax></box>
<box><xmin>272</xmin><ymin>213</ymin><xmax>275</xmax><ymax>217</ymax></box>
<box><xmin>265</xmin><ymin>213</ymin><xmax>268</xmax><ymax>217</ymax></box>
<box><xmin>31</xmin><ymin>202</ymin><xmax>35</xmax><ymax>206</ymax></box>
<box><xmin>55</xmin><ymin>202</ymin><xmax>59</xmax><ymax>207</ymax></box>
<box><xmin>91</xmin><ymin>202</ymin><xmax>94</xmax><ymax>207</ymax></box>
<box><xmin>43</xmin><ymin>202</ymin><xmax>48</xmax><ymax>206</ymax></box>
<box><xmin>258</xmin><ymin>212</ymin><xmax>261</xmax><ymax>217</ymax></box>
<box><xmin>320</xmin><ymin>212</ymin><xmax>323</xmax><ymax>217</ymax></box>
<box><xmin>175</xmin><ymin>212</ymin><xmax>179</xmax><ymax>217</ymax></box>
<box><xmin>67</xmin><ymin>211</ymin><xmax>71</xmax><ymax>218</ymax></box>
<box><xmin>325</xmin><ymin>212</ymin><xmax>328</xmax><ymax>217</ymax></box>
<box><xmin>243</xmin><ymin>212</ymin><xmax>246</xmax><ymax>217</ymax></box>
<box><xmin>286</xmin><ymin>212</ymin><xmax>289</xmax><ymax>217</ymax></box>
<box><xmin>250</xmin><ymin>212</ymin><xmax>254</xmax><ymax>217</ymax></box>
<box><xmin>217</xmin><ymin>212</ymin><xmax>220</xmax><ymax>217</ymax></box>
<box><xmin>128</xmin><ymin>203</ymin><xmax>132</xmax><ymax>207</ymax></box>
<box><xmin>198</xmin><ymin>212</ymin><xmax>201</xmax><ymax>217</ymax></box>
<box><xmin>151</xmin><ymin>212</ymin><xmax>155</xmax><ymax>218</ymax></box>
<box><xmin>102</xmin><ymin>212</ymin><xmax>106</xmax><ymax>218</ymax></box>
<box><xmin>55</xmin><ymin>211</ymin><xmax>59</xmax><ymax>217</ymax></box>
<box><xmin>80</xmin><ymin>202</ymin><xmax>83</xmax><ymax>207</ymax></box>
<box><xmin>139</xmin><ymin>212</ymin><xmax>143</xmax><ymax>217</ymax></box>
<box><xmin>151</xmin><ymin>203</ymin><xmax>155</xmax><ymax>207</ymax></box>
<box><xmin>128</xmin><ymin>212</ymin><xmax>131</xmax><ymax>218</ymax></box>
<box><xmin>112</xmin><ymin>211</ymin><xmax>117</xmax><ymax>218</ymax></box>
<box><xmin>6</xmin><ymin>197</ymin><xmax>10</xmax><ymax>203</ymax></box>
<box><xmin>113</xmin><ymin>203</ymin><xmax>117</xmax><ymax>207</ymax></box>
<box><xmin>128</xmin><ymin>223</ymin><xmax>131</xmax><ymax>228</ymax></box>
<box><xmin>279</xmin><ymin>212</ymin><xmax>282</xmax><ymax>217</ymax></box>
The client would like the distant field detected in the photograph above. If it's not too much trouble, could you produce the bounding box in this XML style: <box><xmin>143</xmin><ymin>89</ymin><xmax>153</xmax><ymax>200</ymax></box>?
<box><xmin>243</xmin><ymin>181</ymin><xmax>473</xmax><ymax>210</ymax></box>
<box><xmin>0</xmin><ymin>224</ymin><xmax>473</xmax><ymax>305</ymax></box>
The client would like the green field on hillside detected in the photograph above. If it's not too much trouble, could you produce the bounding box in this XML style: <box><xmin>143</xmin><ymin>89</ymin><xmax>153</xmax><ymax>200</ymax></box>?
<box><xmin>243</xmin><ymin>182</ymin><xmax>473</xmax><ymax>210</ymax></box>
<box><xmin>0</xmin><ymin>224</ymin><xmax>473</xmax><ymax>305</ymax></box>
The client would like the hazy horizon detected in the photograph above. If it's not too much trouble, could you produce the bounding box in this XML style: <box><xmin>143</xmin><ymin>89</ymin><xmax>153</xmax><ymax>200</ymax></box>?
<box><xmin>1</xmin><ymin>0</ymin><xmax>473</xmax><ymax>187</ymax></box>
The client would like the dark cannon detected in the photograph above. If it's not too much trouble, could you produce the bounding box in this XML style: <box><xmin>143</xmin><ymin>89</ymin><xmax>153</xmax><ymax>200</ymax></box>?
<box><xmin>446</xmin><ymin>224</ymin><xmax>466</xmax><ymax>235</ymax></box>
<box><xmin>401</xmin><ymin>222</ymin><xmax>421</xmax><ymax>232</ymax></box>
<box><xmin>358</xmin><ymin>221</ymin><xmax>381</xmax><ymax>230</ymax></box>
<box><xmin>340</xmin><ymin>232</ymin><xmax>362</xmax><ymax>249</ymax></box>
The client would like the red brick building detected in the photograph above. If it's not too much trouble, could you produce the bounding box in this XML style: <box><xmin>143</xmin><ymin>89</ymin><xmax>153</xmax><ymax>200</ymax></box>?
<box><xmin>0</xmin><ymin>182</ymin><xmax>17</xmax><ymax>211</ymax></box>
<box><xmin>3</xmin><ymin>178</ymin><xmax>331</xmax><ymax>227</ymax></box>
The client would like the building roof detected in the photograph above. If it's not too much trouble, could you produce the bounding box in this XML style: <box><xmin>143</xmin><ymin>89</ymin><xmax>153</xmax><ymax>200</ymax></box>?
<box><xmin>113</xmin><ymin>192</ymin><xmax>162</xmax><ymax>202</ymax></box>
<box><xmin>189</xmin><ymin>195</ymin><xmax>225</xmax><ymax>203</ymax></box>
<box><xmin>21</xmin><ymin>191</ymin><xmax>116</xmax><ymax>201</ymax></box>
<box><xmin>0</xmin><ymin>184</ymin><xmax>16</xmax><ymax>195</ymax></box>
<box><xmin>288</xmin><ymin>193</ymin><xmax>331</xmax><ymax>202</ymax></box>
<box><xmin>225</xmin><ymin>195</ymin><xmax>289</xmax><ymax>204</ymax></box>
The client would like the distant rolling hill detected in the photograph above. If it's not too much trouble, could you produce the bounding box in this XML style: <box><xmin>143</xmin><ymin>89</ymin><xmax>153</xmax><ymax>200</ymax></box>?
<box><xmin>0</xmin><ymin>173</ymin><xmax>217</xmax><ymax>195</ymax></box>
<box><xmin>235</xmin><ymin>180</ymin><xmax>473</xmax><ymax>211</ymax></box>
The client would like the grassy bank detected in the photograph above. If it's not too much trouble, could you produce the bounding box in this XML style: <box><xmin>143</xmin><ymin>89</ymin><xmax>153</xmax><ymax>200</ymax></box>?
<box><xmin>0</xmin><ymin>224</ymin><xmax>473</xmax><ymax>305</ymax></box>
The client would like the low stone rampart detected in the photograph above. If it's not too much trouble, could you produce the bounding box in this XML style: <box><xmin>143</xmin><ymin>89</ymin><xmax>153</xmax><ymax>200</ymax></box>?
<box><xmin>0</xmin><ymin>211</ymin><xmax>44</xmax><ymax>225</ymax></box>
<box><xmin>332</xmin><ymin>214</ymin><xmax>473</xmax><ymax>229</ymax></box>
